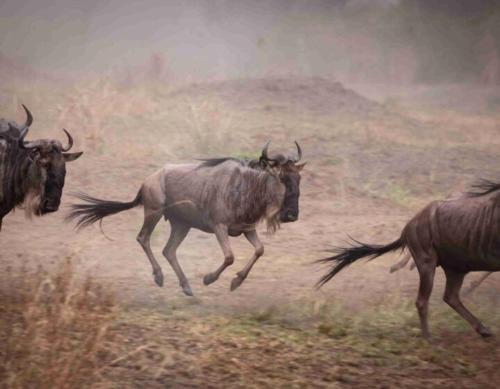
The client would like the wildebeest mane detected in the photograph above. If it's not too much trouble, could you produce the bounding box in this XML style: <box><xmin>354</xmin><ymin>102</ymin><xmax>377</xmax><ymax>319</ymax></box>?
<box><xmin>197</xmin><ymin>157</ymin><xmax>243</xmax><ymax>168</ymax></box>
<box><xmin>197</xmin><ymin>157</ymin><xmax>261</xmax><ymax>169</ymax></box>
<box><xmin>467</xmin><ymin>179</ymin><xmax>500</xmax><ymax>197</ymax></box>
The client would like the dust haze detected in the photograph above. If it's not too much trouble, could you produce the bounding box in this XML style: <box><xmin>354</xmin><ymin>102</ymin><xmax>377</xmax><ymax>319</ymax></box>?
<box><xmin>1</xmin><ymin>1</ymin><xmax>500</xmax><ymax>388</ymax></box>
<box><xmin>2</xmin><ymin>0</ymin><xmax>499</xmax><ymax>84</ymax></box>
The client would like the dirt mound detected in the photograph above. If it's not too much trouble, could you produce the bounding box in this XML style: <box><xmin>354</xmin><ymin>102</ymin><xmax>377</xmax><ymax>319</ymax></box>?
<box><xmin>169</xmin><ymin>77</ymin><xmax>379</xmax><ymax>115</ymax></box>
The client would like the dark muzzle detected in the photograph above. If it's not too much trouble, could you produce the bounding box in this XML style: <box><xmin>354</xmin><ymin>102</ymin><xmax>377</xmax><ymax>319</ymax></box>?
<box><xmin>280</xmin><ymin>210</ymin><xmax>298</xmax><ymax>223</ymax></box>
<box><xmin>41</xmin><ymin>199</ymin><xmax>60</xmax><ymax>214</ymax></box>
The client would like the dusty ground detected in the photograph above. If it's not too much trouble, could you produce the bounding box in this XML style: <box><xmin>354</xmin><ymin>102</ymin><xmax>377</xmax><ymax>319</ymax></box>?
<box><xmin>1</xmin><ymin>76</ymin><xmax>500</xmax><ymax>388</ymax></box>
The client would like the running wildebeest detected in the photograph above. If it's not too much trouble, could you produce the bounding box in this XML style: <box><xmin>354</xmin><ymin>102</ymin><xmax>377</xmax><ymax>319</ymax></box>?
<box><xmin>0</xmin><ymin>105</ymin><xmax>83</xmax><ymax>231</ymax></box>
<box><xmin>67</xmin><ymin>142</ymin><xmax>305</xmax><ymax>295</ymax></box>
<box><xmin>317</xmin><ymin>180</ymin><xmax>500</xmax><ymax>339</ymax></box>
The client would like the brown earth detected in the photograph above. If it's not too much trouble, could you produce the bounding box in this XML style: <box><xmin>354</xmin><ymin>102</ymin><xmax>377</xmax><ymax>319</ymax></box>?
<box><xmin>1</xmin><ymin>76</ymin><xmax>500</xmax><ymax>388</ymax></box>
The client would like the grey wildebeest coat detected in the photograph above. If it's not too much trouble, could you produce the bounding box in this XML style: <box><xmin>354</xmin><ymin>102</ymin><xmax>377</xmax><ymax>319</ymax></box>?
<box><xmin>0</xmin><ymin>105</ymin><xmax>83</xmax><ymax>230</ymax></box>
<box><xmin>68</xmin><ymin>142</ymin><xmax>305</xmax><ymax>295</ymax></box>
<box><xmin>318</xmin><ymin>181</ymin><xmax>500</xmax><ymax>339</ymax></box>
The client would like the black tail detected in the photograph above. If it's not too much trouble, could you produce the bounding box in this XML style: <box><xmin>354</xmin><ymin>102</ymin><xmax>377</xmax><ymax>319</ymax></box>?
<box><xmin>66</xmin><ymin>190</ymin><xmax>142</xmax><ymax>228</ymax></box>
<box><xmin>316</xmin><ymin>237</ymin><xmax>404</xmax><ymax>287</ymax></box>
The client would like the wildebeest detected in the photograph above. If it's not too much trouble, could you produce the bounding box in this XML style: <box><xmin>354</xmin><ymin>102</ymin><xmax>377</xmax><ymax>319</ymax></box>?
<box><xmin>67</xmin><ymin>142</ymin><xmax>305</xmax><ymax>295</ymax></box>
<box><xmin>317</xmin><ymin>180</ymin><xmax>500</xmax><ymax>339</ymax></box>
<box><xmin>0</xmin><ymin>105</ymin><xmax>83</xmax><ymax>230</ymax></box>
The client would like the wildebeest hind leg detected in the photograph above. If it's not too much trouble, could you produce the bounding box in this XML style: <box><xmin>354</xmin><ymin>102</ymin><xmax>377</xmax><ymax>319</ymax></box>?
<box><xmin>462</xmin><ymin>272</ymin><xmax>492</xmax><ymax>296</ymax></box>
<box><xmin>390</xmin><ymin>251</ymin><xmax>411</xmax><ymax>273</ymax></box>
<box><xmin>203</xmin><ymin>225</ymin><xmax>234</xmax><ymax>286</ymax></box>
<box><xmin>413</xmin><ymin>250</ymin><xmax>437</xmax><ymax>340</ymax></box>
<box><xmin>443</xmin><ymin>268</ymin><xmax>492</xmax><ymax>338</ymax></box>
<box><xmin>136</xmin><ymin>209</ymin><xmax>164</xmax><ymax>287</ymax></box>
<box><xmin>230</xmin><ymin>230</ymin><xmax>264</xmax><ymax>291</ymax></box>
<box><xmin>162</xmin><ymin>222</ymin><xmax>193</xmax><ymax>296</ymax></box>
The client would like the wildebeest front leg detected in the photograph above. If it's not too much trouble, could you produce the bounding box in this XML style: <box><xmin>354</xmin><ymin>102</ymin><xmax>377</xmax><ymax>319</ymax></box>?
<box><xmin>162</xmin><ymin>222</ymin><xmax>193</xmax><ymax>296</ymax></box>
<box><xmin>136</xmin><ymin>210</ymin><xmax>164</xmax><ymax>287</ymax></box>
<box><xmin>203</xmin><ymin>225</ymin><xmax>234</xmax><ymax>286</ymax></box>
<box><xmin>443</xmin><ymin>268</ymin><xmax>492</xmax><ymax>337</ymax></box>
<box><xmin>230</xmin><ymin>230</ymin><xmax>264</xmax><ymax>291</ymax></box>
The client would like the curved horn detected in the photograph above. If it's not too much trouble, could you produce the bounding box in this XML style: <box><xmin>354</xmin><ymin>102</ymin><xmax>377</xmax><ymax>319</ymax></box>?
<box><xmin>261</xmin><ymin>140</ymin><xmax>271</xmax><ymax>160</ymax></box>
<box><xmin>61</xmin><ymin>128</ymin><xmax>73</xmax><ymax>151</ymax></box>
<box><xmin>294</xmin><ymin>141</ymin><xmax>302</xmax><ymax>162</ymax></box>
<box><xmin>18</xmin><ymin>104</ymin><xmax>33</xmax><ymax>145</ymax></box>
<box><xmin>22</xmin><ymin>104</ymin><xmax>33</xmax><ymax>128</ymax></box>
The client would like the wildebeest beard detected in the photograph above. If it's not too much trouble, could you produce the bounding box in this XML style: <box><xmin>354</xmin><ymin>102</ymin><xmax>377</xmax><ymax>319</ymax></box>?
<box><xmin>222</xmin><ymin>167</ymin><xmax>283</xmax><ymax>233</ymax></box>
<box><xmin>22</xmin><ymin>158</ymin><xmax>46</xmax><ymax>218</ymax></box>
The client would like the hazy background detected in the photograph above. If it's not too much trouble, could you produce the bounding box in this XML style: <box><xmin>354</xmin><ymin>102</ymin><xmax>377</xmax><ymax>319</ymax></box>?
<box><xmin>1</xmin><ymin>0</ymin><xmax>499</xmax><ymax>84</ymax></box>
<box><xmin>2</xmin><ymin>1</ymin><xmax>500</xmax><ymax>388</ymax></box>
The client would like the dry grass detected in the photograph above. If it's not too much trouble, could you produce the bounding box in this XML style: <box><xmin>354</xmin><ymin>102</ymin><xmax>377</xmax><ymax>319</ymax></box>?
<box><xmin>99</xmin><ymin>297</ymin><xmax>500</xmax><ymax>389</ymax></box>
<box><xmin>55</xmin><ymin>78</ymin><xmax>161</xmax><ymax>152</ymax></box>
<box><xmin>181</xmin><ymin>96</ymin><xmax>241</xmax><ymax>155</ymax></box>
<box><xmin>0</xmin><ymin>260</ymin><xmax>116</xmax><ymax>389</ymax></box>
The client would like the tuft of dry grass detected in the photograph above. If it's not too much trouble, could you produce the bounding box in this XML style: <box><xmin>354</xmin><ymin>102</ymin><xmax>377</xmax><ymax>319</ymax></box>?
<box><xmin>180</xmin><ymin>95</ymin><xmax>244</xmax><ymax>156</ymax></box>
<box><xmin>54</xmin><ymin>78</ymin><xmax>162</xmax><ymax>153</ymax></box>
<box><xmin>0</xmin><ymin>260</ymin><xmax>116</xmax><ymax>389</ymax></box>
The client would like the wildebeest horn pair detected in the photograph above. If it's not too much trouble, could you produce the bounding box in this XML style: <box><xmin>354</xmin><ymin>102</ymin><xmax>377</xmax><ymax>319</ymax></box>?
<box><xmin>18</xmin><ymin>106</ymin><xmax>74</xmax><ymax>152</ymax></box>
<box><xmin>260</xmin><ymin>140</ymin><xmax>302</xmax><ymax>164</ymax></box>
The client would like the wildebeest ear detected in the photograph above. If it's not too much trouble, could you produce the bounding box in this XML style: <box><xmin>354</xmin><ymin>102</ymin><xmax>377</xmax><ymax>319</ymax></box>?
<box><xmin>296</xmin><ymin>162</ymin><xmax>306</xmax><ymax>171</ymax></box>
<box><xmin>63</xmin><ymin>151</ymin><xmax>83</xmax><ymax>162</ymax></box>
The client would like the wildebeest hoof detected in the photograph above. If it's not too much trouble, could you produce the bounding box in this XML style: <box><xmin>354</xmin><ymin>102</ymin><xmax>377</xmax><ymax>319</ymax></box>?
<box><xmin>230</xmin><ymin>275</ymin><xmax>245</xmax><ymax>291</ymax></box>
<box><xmin>203</xmin><ymin>273</ymin><xmax>217</xmax><ymax>286</ymax></box>
<box><xmin>153</xmin><ymin>271</ymin><xmax>164</xmax><ymax>287</ymax></box>
<box><xmin>182</xmin><ymin>284</ymin><xmax>194</xmax><ymax>296</ymax></box>
<box><xmin>421</xmin><ymin>332</ymin><xmax>432</xmax><ymax>343</ymax></box>
<box><xmin>478</xmin><ymin>326</ymin><xmax>493</xmax><ymax>338</ymax></box>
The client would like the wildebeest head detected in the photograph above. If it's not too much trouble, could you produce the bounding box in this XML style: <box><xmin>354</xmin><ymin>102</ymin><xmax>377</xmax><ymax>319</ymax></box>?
<box><xmin>259</xmin><ymin>141</ymin><xmax>305</xmax><ymax>223</ymax></box>
<box><xmin>16</xmin><ymin>107</ymin><xmax>83</xmax><ymax>215</ymax></box>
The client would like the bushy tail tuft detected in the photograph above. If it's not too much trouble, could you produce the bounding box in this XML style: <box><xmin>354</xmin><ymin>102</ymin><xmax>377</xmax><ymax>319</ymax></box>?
<box><xmin>316</xmin><ymin>237</ymin><xmax>404</xmax><ymax>287</ymax></box>
<box><xmin>66</xmin><ymin>191</ymin><xmax>142</xmax><ymax>228</ymax></box>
